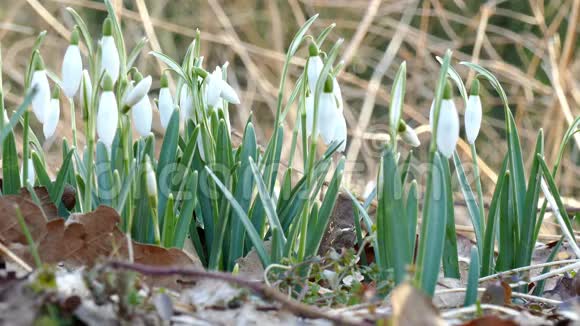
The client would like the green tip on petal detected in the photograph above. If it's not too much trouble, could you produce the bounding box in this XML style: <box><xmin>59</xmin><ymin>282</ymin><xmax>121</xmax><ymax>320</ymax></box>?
<box><xmin>160</xmin><ymin>73</ymin><xmax>169</xmax><ymax>88</ymax></box>
<box><xmin>70</xmin><ymin>27</ymin><xmax>80</xmax><ymax>45</ymax></box>
<box><xmin>134</xmin><ymin>71</ymin><xmax>143</xmax><ymax>83</ymax></box>
<box><xmin>308</xmin><ymin>41</ymin><xmax>320</xmax><ymax>57</ymax></box>
<box><xmin>323</xmin><ymin>75</ymin><xmax>334</xmax><ymax>93</ymax></box>
<box><xmin>443</xmin><ymin>79</ymin><xmax>453</xmax><ymax>100</ymax></box>
<box><xmin>32</xmin><ymin>52</ymin><xmax>45</xmax><ymax>71</ymax></box>
<box><xmin>51</xmin><ymin>87</ymin><xmax>60</xmax><ymax>99</ymax></box>
<box><xmin>397</xmin><ymin>120</ymin><xmax>407</xmax><ymax>133</ymax></box>
<box><xmin>194</xmin><ymin>67</ymin><xmax>208</xmax><ymax>78</ymax></box>
<box><xmin>470</xmin><ymin>78</ymin><xmax>480</xmax><ymax>96</ymax></box>
<box><xmin>103</xmin><ymin>18</ymin><xmax>113</xmax><ymax>36</ymax></box>
<box><xmin>102</xmin><ymin>74</ymin><xmax>114</xmax><ymax>91</ymax></box>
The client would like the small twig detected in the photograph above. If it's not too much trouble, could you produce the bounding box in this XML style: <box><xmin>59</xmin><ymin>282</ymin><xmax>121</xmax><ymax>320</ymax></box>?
<box><xmin>0</xmin><ymin>241</ymin><xmax>33</xmax><ymax>273</ymax></box>
<box><xmin>441</xmin><ymin>304</ymin><xmax>521</xmax><ymax>318</ymax></box>
<box><xmin>107</xmin><ymin>261</ymin><xmax>369</xmax><ymax>326</ymax></box>
<box><xmin>435</xmin><ymin>287</ymin><xmax>562</xmax><ymax>306</ymax></box>
<box><xmin>479</xmin><ymin>259</ymin><xmax>580</xmax><ymax>283</ymax></box>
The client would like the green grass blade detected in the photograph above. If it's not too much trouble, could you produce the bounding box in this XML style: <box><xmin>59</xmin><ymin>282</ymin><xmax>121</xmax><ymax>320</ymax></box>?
<box><xmin>442</xmin><ymin>158</ymin><xmax>459</xmax><ymax>278</ymax></box>
<box><xmin>538</xmin><ymin>156</ymin><xmax>574</xmax><ymax>235</ymax></box>
<box><xmin>205</xmin><ymin>166</ymin><xmax>270</xmax><ymax>267</ymax></box>
<box><xmin>2</xmin><ymin>131</ymin><xmax>20</xmax><ymax>194</ymax></box>
<box><xmin>453</xmin><ymin>151</ymin><xmax>483</xmax><ymax>260</ymax></box>
<box><xmin>50</xmin><ymin>148</ymin><xmax>75</xmax><ymax>204</ymax></box>
<box><xmin>406</xmin><ymin>180</ymin><xmax>418</xmax><ymax>257</ymax></box>
<box><xmin>149</xmin><ymin>51</ymin><xmax>188</xmax><ymax>81</ymax></box>
<box><xmin>464</xmin><ymin>246</ymin><xmax>480</xmax><ymax>307</ymax></box>
<box><xmin>157</xmin><ymin>110</ymin><xmax>180</xmax><ymax>218</ymax></box>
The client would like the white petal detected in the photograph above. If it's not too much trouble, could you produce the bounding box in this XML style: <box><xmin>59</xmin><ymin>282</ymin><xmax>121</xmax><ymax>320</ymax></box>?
<box><xmin>307</xmin><ymin>55</ymin><xmax>323</xmax><ymax>93</ymax></box>
<box><xmin>401</xmin><ymin>127</ymin><xmax>420</xmax><ymax>147</ymax></box>
<box><xmin>318</xmin><ymin>92</ymin><xmax>339</xmax><ymax>144</ymax></box>
<box><xmin>179</xmin><ymin>84</ymin><xmax>193</xmax><ymax>122</ymax></box>
<box><xmin>100</xmin><ymin>36</ymin><xmax>120</xmax><ymax>83</ymax></box>
<box><xmin>206</xmin><ymin>68</ymin><xmax>223</xmax><ymax>107</ymax></box>
<box><xmin>124</xmin><ymin>76</ymin><xmax>152</xmax><ymax>107</ymax></box>
<box><xmin>62</xmin><ymin>45</ymin><xmax>83</xmax><ymax>98</ymax></box>
<box><xmin>219</xmin><ymin>80</ymin><xmax>240</xmax><ymax>104</ymax></box>
<box><xmin>158</xmin><ymin>88</ymin><xmax>174</xmax><ymax>129</ymax></box>
<box><xmin>465</xmin><ymin>95</ymin><xmax>482</xmax><ymax>144</ymax></box>
<box><xmin>333</xmin><ymin>113</ymin><xmax>348</xmax><ymax>152</ymax></box>
<box><xmin>80</xmin><ymin>70</ymin><xmax>93</xmax><ymax>109</ymax></box>
<box><xmin>436</xmin><ymin>99</ymin><xmax>459</xmax><ymax>158</ymax></box>
<box><xmin>43</xmin><ymin>98</ymin><xmax>60</xmax><ymax>139</ymax></box>
<box><xmin>132</xmin><ymin>96</ymin><xmax>152</xmax><ymax>137</ymax></box>
<box><xmin>97</xmin><ymin>91</ymin><xmax>118</xmax><ymax>148</ymax></box>
<box><xmin>30</xmin><ymin>70</ymin><xmax>51</xmax><ymax>123</ymax></box>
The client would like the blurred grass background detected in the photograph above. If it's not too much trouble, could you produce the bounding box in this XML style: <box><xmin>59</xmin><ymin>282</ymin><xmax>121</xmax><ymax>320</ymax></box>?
<box><xmin>0</xmin><ymin>0</ymin><xmax>578</xmax><ymax>199</ymax></box>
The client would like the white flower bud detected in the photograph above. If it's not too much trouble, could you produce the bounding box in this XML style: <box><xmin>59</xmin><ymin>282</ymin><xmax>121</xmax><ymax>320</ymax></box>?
<box><xmin>205</xmin><ymin>66</ymin><xmax>240</xmax><ymax>108</ymax></box>
<box><xmin>97</xmin><ymin>76</ymin><xmax>118</xmax><ymax>149</ymax></box>
<box><xmin>465</xmin><ymin>80</ymin><xmax>482</xmax><ymax>144</ymax></box>
<box><xmin>99</xmin><ymin>19</ymin><xmax>120</xmax><ymax>84</ymax></box>
<box><xmin>31</xmin><ymin>69</ymin><xmax>51</xmax><ymax>123</ymax></box>
<box><xmin>132</xmin><ymin>95</ymin><xmax>152</xmax><ymax>137</ymax></box>
<box><xmin>158</xmin><ymin>88</ymin><xmax>174</xmax><ymax>129</ymax></box>
<box><xmin>145</xmin><ymin>156</ymin><xmax>157</xmax><ymax>200</ymax></box>
<box><xmin>124</xmin><ymin>76</ymin><xmax>152</xmax><ymax>107</ymax></box>
<box><xmin>62</xmin><ymin>29</ymin><xmax>83</xmax><ymax>98</ymax></box>
<box><xmin>43</xmin><ymin>94</ymin><xmax>60</xmax><ymax>139</ymax></box>
<box><xmin>179</xmin><ymin>83</ymin><xmax>193</xmax><ymax>122</ymax></box>
<box><xmin>21</xmin><ymin>157</ymin><xmax>35</xmax><ymax>186</ymax></box>
<box><xmin>399</xmin><ymin>122</ymin><xmax>420</xmax><ymax>147</ymax></box>
<box><xmin>306</xmin><ymin>43</ymin><xmax>323</xmax><ymax>93</ymax></box>
<box><xmin>435</xmin><ymin>99</ymin><xmax>459</xmax><ymax>158</ymax></box>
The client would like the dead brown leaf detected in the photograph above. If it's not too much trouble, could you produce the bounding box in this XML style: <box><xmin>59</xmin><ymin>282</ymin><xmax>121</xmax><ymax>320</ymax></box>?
<box><xmin>391</xmin><ymin>282</ymin><xmax>447</xmax><ymax>326</ymax></box>
<box><xmin>0</xmin><ymin>189</ymin><xmax>201</xmax><ymax>288</ymax></box>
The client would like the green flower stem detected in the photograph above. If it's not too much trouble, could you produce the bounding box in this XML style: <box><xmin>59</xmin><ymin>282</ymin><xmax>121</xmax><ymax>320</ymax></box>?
<box><xmin>69</xmin><ymin>98</ymin><xmax>78</xmax><ymax>149</ymax></box>
<box><xmin>470</xmin><ymin>143</ymin><xmax>485</xmax><ymax>240</ymax></box>
<box><xmin>22</xmin><ymin>111</ymin><xmax>30</xmax><ymax>185</ymax></box>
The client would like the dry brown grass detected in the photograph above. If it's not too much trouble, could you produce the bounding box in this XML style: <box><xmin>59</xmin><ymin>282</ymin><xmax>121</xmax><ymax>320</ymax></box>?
<box><xmin>0</xmin><ymin>0</ymin><xmax>578</xmax><ymax>197</ymax></box>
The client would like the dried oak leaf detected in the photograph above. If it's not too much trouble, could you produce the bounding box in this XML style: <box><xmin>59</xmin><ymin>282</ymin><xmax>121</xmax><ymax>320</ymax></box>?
<box><xmin>0</xmin><ymin>190</ymin><xmax>201</xmax><ymax>288</ymax></box>
<box><xmin>391</xmin><ymin>282</ymin><xmax>447</xmax><ymax>326</ymax></box>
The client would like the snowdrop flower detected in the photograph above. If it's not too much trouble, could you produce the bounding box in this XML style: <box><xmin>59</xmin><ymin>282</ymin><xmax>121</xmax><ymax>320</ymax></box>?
<box><xmin>429</xmin><ymin>81</ymin><xmax>459</xmax><ymax>158</ymax></box>
<box><xmin>21</xmin><ymin>157</ymin><xmax>35</xmax><ymax>186</ymax></box>
<box><xmin>132</xmin><ymin>93</ymin><xmax>153</xmax><ymax>137</ymax></box>
<box><xmin>205</xmin><ymin>66</ymin><xmax>240</xmax><ymax>108</ymax></box>
<box><xmin>465</xmin><ymin>79</ymin><xmax>482</xmax><ymax>144</ymax></box>
<box><xmin>80</xmin><ymin>69</ymin><xmax>92</xmax><ymax>111</ymax></box>
<box><xmin>61</xmin><ymin>27</ymin><xmax>83</xmax><ymax>98</ymax></box>
<box><xmin>124</xmin><ymin>75</ymin><xmax>152</xmax><ymax>108</ymax></box>
<box><xmin>307</xmin><ymin>76</ymin><xmax>347</xmax><ymax>152</ymax></box>
<box><xmin>97</xmin><ymin>74</ymin><xmax>118</xmax><ymax>150</ymax></box>
<box><xmin>158</xmin><ymin>73</ymin><xmax>175</xmax><ymax>129</ymax></box>
<box><xmin>144</xmin><ymin>156</ymin><xmax>158</xmax><ymax>206</ymax></box>
<box><xmin>306</xmin><ymin>42</ymin><xmax>323</xmax><ymax>93</ymax></box>
<box><xmin>99</xmin><ymin>18</ymin><xmax>120</xmax><ymax>84</ymax></box>
<box><xmin>30</xmin><ymin>53</ymin><xmax>51</xmax><ymax>123</ymax></box>
<box><xmin>179</xmin><ymin>83</ymin><xmax>193</xmax><ymax>122</ymax></box>
<box><xmin>43</xmin><ymin>88</ymin><xmax>60</xmax><ymax>139</ymax></box>
<box><xmin>398</xmin><ymin>121</ymin><xmax>420</xmax><ymax>147</ymax></box>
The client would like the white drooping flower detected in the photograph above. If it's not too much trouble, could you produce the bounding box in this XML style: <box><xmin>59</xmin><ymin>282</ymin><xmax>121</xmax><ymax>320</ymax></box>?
<box><xmin>179</xmin><ymin>83</ymin><xmax>193</xmax><ymax>122</ymax></box>
<box><xmin>430</xmin><ymin>82</ymin><xmax>459</xmax><ymax>158</ymax></box>
<box><xmin>80</xmin><ymin>69</ymin><xmax>93</xmax><ymax>109</ymax></box>
<box><xmin>97</xmin><ymin>75</ymin><xmax>118</xmax><ymax>150</ymax></box>
<box><xmin>132</xmin><ymin>95</ymin><xmax>152</xmax><ymax>137</ymax></box>
<box><xmin>465</xmin><ymin>80</ymin><xmax>482</xmax><ymax>144</ymax></box>
<box><xmin>99</xmin><ymin>18</ymin><xmax>120</xmax><ymax>84</ymax></box>
<box><xmin>61</xmin><ymin>28</ymin><xmax>83</xmax><ymax>98</ymax></box>
<box><xmin>205</xmin><ymin>66</ymin><xmax>240</xmax><ymax>108</ymax></box>
<box><xmin>124</xmin><ymin>75</ymin><xmax>152</xmax><ymax>108</ymax></box>
<box><xmin>306</xmin><ymin>76</ymin><xmax>347</xmax><ymax>152</ymax></box>
<box><xmin>306</xmin><ymin>42</ymin><xmax>323</xmax><ymax>93</ymax></box>
<box><xmin>43</xmin><ymin>88</ymin><xmax>60</xmax><ymax>139</ymax></box>
<box><xmin>22</xmin><ymin>157</ymin><xmax>35</xmax><ymax>186</ymax></box>
<box><xmin>398</xmin><ymin>122</ymin><xmax>420</xmax><ymax>147</ymax></box>
<box><xmin>30</xmin><ymin>54</ymin><xmax>51</xmax><ymax>123</ymax></box>
<box><xmin>158</xmin><ymin>74</ymin><xmax>175</xmax><ymax>129</ymax></box>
